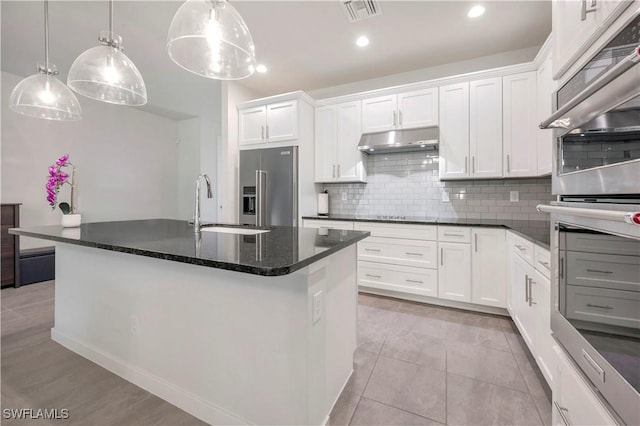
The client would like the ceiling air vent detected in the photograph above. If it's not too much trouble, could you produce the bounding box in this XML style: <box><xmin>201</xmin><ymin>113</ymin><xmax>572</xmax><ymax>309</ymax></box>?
<box><xmin>342</xmin><ymin>0</ymin><xmax>381</xmax><ymax>23</ymax></box>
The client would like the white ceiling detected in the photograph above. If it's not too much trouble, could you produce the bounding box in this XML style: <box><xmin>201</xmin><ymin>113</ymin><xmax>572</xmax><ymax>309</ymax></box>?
<box><xmin>1</xmin><ymin>1</ymin><xmax>551</xmax><ymax>119</ymax></box>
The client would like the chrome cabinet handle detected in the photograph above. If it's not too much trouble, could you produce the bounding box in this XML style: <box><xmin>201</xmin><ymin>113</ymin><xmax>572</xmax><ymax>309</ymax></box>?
<box><xmin>528</xmin><ymin>278</ymin><xmax>536</xmax><ymax>306</ymax></box>
<box><xmin>405</xmin><ymin>252</ymin><xmax>424</xmax><ymax>256</ymax></box>
<box><xmin>559</xmin><ymin>256</ymin><xmax>565</xmax><ymax>279</ymax></box>
<box><xmin>586</xmin><ymin>269</ymin><xmax>613</xmax><ymax>274</ymax></box>
<box><xmin>465</xmin><ymin>156</ymin><xmax>468</xmax><ymax>174</ymax></box>
<box><xmin>364</xmin><ymin>248</ymin><xmax>381</xmax><ymax>252</ymax></box>
<box><xmin>332</xmin><ymin>164</ymin><xmax>336</xmax><ymax>178</ymax></box>
<box><xmin>266</xmin><ymin>125</ymin><xmax>269</xmax><ymax>139</ymax></box>
<box><xmin>515</xmin><ymin>244</ymin><xmax>526</xmax><ymax>251</ymax></box>
<box><xmin>474</xmin><ymin>233</ymin><xmax>478</xmax><ymax>252</ymax></box>
<box><xmin>441</xmin><ymin>247</ymin><xmax>444</xmax><ymax>265</ymax></box>
<box><xmin>261</xmin><ymin>125</ymin><xmax>265</xmax><ymax>140</ymax></box>
<box><xmin>554</xmin><ymin>402</ymin><xmax>571</xmax><ymax>426</ymax></box>
<box><xmin>337</xmin><ymin>164</ymin><xmax>341</xmax><ymax>177</ymax></box>
<box><xmin>538</xmin><ymin>260</ymin><xmax>550</xmax><ymax>267</ymax></box>
<box><xmin>506</xmin><ymin>154</ymin><xmax>510</xmax><ymax>173</ymax></box>
<box><xmin>472</xmin><ymin>156</ymin><xmax>475</xmax><ymax>174</ymax></box>
<box><xmin>586</xmin><ymin>303</ymin><xmax>613</xmax><ymax>310</ymax></box>
<box><xmin>525</xmin><ymin>274</ymin><xmax>530</xmax><ymax>302</ymax></box>
<box><xmin>365</xmin><ymin>274</ymin><xmax>381</xmax><ymax>279</ymax></box>
<box><xmin>399</xmin><ymin>110</ymin><xmax>403</xmax><ymax>126</ymax></box>
<box><xmin>393</xmin><ymin>110</ymin><xmax>397</xmax><ymax>126</ymax></box>
<box><xmin>581</xmin><ymin>0</ymin><xmax>597</xmax><ymax>21</ymax></box>
<box><xmin>444</xmin><ymin>233</ymin><xmax>463</xmax><ymax>237</ymax></box>
<box><xmin>405</xmin><ymin>279</ymin><xmax>423</xmax><ymax>284</ymax></box>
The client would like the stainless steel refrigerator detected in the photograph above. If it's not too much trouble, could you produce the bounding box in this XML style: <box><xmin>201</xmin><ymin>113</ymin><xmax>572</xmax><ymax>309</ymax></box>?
<box><xmin>239</xmin><ymin>146</ymin><xmax>298</xmax><ymax>227</ymax></box>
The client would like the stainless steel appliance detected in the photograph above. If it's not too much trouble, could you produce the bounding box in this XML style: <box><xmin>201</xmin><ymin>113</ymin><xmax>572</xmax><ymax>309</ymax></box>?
<box><xmin>541</xmin><ymin>14</ymin><xmax>640</xmax><ymax>197</ymax></box>
<box><xmin>239</xmin><ymin>146</ymin><xmax>298</xmax><ymax>227</ymax></box>
<box><xmin>357</xmin><ymin>126</ymin><xmax>438</xmax><ymax>154</ymax></box>
<box><xmin>538</xmin><ymin>11</ymin><xmax>640</xmax><ymax>425</ymax></box>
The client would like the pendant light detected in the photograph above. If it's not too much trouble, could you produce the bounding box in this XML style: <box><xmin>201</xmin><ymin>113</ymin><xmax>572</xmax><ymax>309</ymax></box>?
<box><xmin>67</xmin><ymin>0</ymin><xmax>147</xmax><ymax>106</ymax></box>
<box><xmin>167</xmin><ymin>0</ymin><xmax>256</xmax><ymax>80</ymax></box>
<box><xmin>9</xmin><ymin>0</ymin><xmax>82</xmax><ymax>121</ymax></box>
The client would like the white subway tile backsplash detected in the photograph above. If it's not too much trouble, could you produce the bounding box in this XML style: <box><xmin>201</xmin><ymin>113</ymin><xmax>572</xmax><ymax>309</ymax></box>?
<box><xmin>323</xmin><ymin>151</ymin><xmax>553</xmax><ymax>220</ymax></box>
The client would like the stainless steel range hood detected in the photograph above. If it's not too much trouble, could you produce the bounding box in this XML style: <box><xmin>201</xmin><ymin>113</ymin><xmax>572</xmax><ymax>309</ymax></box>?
<box><xmin>357</xmin><ymin>126</ymin><xmax>439</xmax><ymax>154</ymax></box>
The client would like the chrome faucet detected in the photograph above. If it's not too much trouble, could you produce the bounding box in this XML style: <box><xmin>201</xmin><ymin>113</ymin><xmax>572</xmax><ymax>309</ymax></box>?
<box><xmin>193</xmin><ymin>174</ymin><xmax>213</xmax><ymax>233</ymax></box>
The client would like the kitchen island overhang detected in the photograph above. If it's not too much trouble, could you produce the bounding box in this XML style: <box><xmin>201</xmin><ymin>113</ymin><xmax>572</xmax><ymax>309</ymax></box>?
<box><xmin>10</xmin><ymin>220</ymin><xmax>369</xmax><ymax>425</ymax></box>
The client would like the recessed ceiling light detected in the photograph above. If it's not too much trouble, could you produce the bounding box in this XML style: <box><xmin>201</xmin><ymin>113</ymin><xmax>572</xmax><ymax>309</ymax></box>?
<box><xmin>256</xmin><ymin>64</ymin><xmax>267</xmax><ymax>73</ymax></box>
<box><xmin>467</xmin><ymin>5</ymin><xmax>485</xmax><ymax>18</ymax></box>
<box><xmin>356</xmin><ymin>36</ymin><xmax>370</xmax><ymax>47</ymax></box>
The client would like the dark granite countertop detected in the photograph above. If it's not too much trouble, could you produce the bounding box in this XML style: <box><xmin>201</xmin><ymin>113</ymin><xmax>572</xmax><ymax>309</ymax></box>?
<box><xmin>9</xmin><ymin>219</ymin><xmax>369</xmax><ymax>276</ymax></box>
<box><xmin>303</xmin><ymin>215</ymin><xmax>550</xmax><ymax>249</ymax></box>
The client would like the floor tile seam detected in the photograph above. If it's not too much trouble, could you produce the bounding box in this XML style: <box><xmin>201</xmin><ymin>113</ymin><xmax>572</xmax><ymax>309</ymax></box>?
<box><xmin>9</xmin><ymin>298</ymin><xmax>56</xmax><ymax>311</ymax></box>
<box><xmin>445</xmin><ymin>371</ymin><xmax>532</xmax><ymax>396</ymax></box>
<box><xmin>345</xmin><ymin>392</ymin><xmax>363</xmax><ymax>425</ymax></box>
<box><xmin>0</xmin><ymin>308</ymin><xmax>29</xmax><ymax>322</ymax></box>
<box><xmin>511</xmin><ymin>352</ymin><xmax>550</xmax><ymax>425</ymax></box>
<box><xmin>443</xmin><ymin>338</ymin><xmax>516</xmax><ymax>354</ymax></box>
<box><xmin>376</xmin><ymin>349</ymin><xmax>447</xmax><ymax>372</ymax></box>
<box><xmin>355</xmin><ymin>396</ymin><xmax>445</xmax><ymax>426</ymax></box>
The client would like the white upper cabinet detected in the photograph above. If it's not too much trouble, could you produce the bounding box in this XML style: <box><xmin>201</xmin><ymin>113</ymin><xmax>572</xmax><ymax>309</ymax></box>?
<box><xmin>472</xmin><ymin>228</ymin><xmax>507</xmax><ymax>308</ymax></box>
<box><xmin>439</xmin><ymin>82</ymin><xmax>470</xmax><ymax>180</ymax></box>
<box><xmin>470</xmin><ymin>77</ymin><xmax>503</xmax><ymax>178</ymax></box>
<box><xmin>314</xmin><ymin>101</ymin><xmax>366</xmax><ymax>183</ymax></box>
<box><xmin>537</xmin><ymin>50</ymin><xmax>555</xmax><ymax>176</ymax></box>
<box><xmin>552</xmin><ymin>0</ymin><xmax>633</xmax><ymax>78</ymax></box>
<box><xmin>239</xmin><ymin>100</ymin><xmax>297</xmax><ymax>146</ymax></box>
<box><xmin>362</xmin><ymin>88</ymin><xmax>438</xmax><ymax>133</ymax></box>
<box><xmin>503</xmin><ymin>72</ymin><xmax>538</xmax><ymax>177</ymax></box>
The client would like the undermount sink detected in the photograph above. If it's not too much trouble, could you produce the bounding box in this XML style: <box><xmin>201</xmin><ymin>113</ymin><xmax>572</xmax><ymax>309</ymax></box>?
<box><xmin>201</xmin><ymin>226</ymin><xmax>270</xmax><ymax>235</ymax></box>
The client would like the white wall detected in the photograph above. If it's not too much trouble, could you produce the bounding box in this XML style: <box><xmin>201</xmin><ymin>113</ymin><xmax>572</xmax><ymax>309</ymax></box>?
<box><xmin>307</xmin><ymin>46</ymin><xmax>541</xmax><ymax>99</ymax></box>
<box><xmin>198</xmin><ymin>86</ymin><xmax>221</xmax><ymax>224</ymax></box>
<box><xmin>217</xmin><ymin>82</ymin><xmax>261</xmax><ymax>223</ymax></box>
<box><xmin>177</xmin><ymin>118</ymin><xmax>201</xmax><ymax>221</ymax></box>
<box><xmin>1</xmin><ymin>71</ymin><xmax>180</xmax><ymax>249</ymax></box>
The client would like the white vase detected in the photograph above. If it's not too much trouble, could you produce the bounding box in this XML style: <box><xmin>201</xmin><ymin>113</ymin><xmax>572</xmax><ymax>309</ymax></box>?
<box><xmin>62</xmin><ymin>213</ymin><xmax>81</xmax><ymax>228</ymax></box>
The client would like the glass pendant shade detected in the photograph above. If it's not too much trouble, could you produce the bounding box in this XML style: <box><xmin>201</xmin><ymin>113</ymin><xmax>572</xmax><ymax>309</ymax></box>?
<box><xmin>68</xmin><ymin>32</ymin><xmax>147</xmax><ymax>106</ymax></box>
<box><xmin>9</xmin><ymin>71</ymin><xmax>82</xmax><ymax>121</ymax></box>
<box><xmin>167</xmin><ymin>0</ymin><xmax>256</xmax><ymax>80</ymax></box>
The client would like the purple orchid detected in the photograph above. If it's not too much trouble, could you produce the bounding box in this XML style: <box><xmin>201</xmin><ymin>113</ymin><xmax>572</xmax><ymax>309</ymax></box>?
<box><xmin>45</xmin><ymin>154</ymin><xmax>75</xmax><ymax>212</ymax></box>
<box><xmin>56</xmin><ymin>154</ymin><xmax>70</xmax><ymax>167</ymax></box>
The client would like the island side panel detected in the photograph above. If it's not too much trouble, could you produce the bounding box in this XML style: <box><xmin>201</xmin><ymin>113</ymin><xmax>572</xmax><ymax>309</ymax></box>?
<box><xmin>52</xmin><ymin>243</ymin><xmax>321</xmax><ymax>425</ymax></box>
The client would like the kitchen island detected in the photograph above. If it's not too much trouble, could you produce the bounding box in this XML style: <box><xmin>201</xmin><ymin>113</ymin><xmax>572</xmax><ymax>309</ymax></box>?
<box><xmin>10</xmin><ymin>219</ymin><xmax>369</xmax><ymax>425</ymax></box>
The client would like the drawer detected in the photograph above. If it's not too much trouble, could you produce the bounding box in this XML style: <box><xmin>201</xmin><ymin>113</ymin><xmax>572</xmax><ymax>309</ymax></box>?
<box><xmin>303</xmin><ymin>219</ymin><xmax>353</xmax><ymax>231</ymax></box>
<box><xmin>358</xmin><ymin>237</ymin><xmax>437</xmax><ymax>268</ymax></box>
<box><xmin>358</xmin><ymin>261</ymin><xmax>438</xmax><ymax>297</ymax></box>
<box><xmin>566</xmin><ymin>251</ymin><xmax>640</xmax><ymax>292</ymax></box>
<box><xmin>508</xmin><ymin>232</ymin><xmax>534</xmax><ymax>265</ymax></box>
<box><xmin>354</xmin><ymin>222</ymin><xmax>436</xmax><ymax>241</ymax></box>
<box><xmin>437</xmin><ymin>226</ymin><xmax>471</xmax><ymax>243</ymax></box>
<box><xmin>565</xmin><ymin>285</ymin><xmax>640</xmax><ymax>330</ymax></box>
<box><xmin>566</xmin><ymin>232</ymin><xmax>640</xmax><ymax>256</ymax></box>
<box><xmin>534</xmin><ymin>245</ymin><xmax>551</xmax><ymax>279</ymax></box>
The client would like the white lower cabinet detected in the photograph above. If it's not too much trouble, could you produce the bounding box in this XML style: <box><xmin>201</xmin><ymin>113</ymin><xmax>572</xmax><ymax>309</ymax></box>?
<box><xmin>302</xmin><ymin>219</ymin><xmax>353</xmax><ymax>231</ymax></box>
<box><xmin>438</xmin><ymin>242</ymin><xmax>472</xmax><ymax>303</ymax></box>
<box><xmin>510</xmin><ymin>249</ymin><xmax>537</xmax><ymax>352</ymax></box>
<box><xmin>471</xmin><ymin>228</ymin><xmax>506</xmax><ymax>308</ymax></box>
<box><xmin>359</xmin><ymin>262</ymin><xmax>438</xmax><ymax>298</ymax></box>
<box><xmin>552</xmin><ymin>345</ymin><xmax>617</xmax><ymax>426</ymax></box>
<box><xmin>534</xmin><ymin>269</ymin><xmax>554</xmax><ymax>386</ymax></box>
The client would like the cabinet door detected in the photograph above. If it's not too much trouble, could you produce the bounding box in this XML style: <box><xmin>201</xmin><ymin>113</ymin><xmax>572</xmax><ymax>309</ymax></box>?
<box><xmin>470</xmin><ymin>77</ymin><xmax>503</xmax><ymax>178</ymax></box>
<box><xmin>397</xmin><ymin>88</ymin><xmax>438</xmax><ymax>129</ymax></box>
<box><xmin>314</xmin><ymin>105</ymin><xmax>337</xmax><ymax>182</ymax></box>
<box><xmin>551</xmin><ymin>0</ymin><xmax>599</xmax><ymax>77</ymax></box>
<box><xmin>266</xmin><ymin>100</ymin><xmax>297</xmax><ymax>142</ymax></box>
<box><xmin>510</xmin><ymin>251</ymin><xmax>536</xmax><ymax>353</ymax></box>
<box><xmin>503</xmin><ymin>72</ymin><xmax>538</xmax><ymax>177</ymax></box>
<box><xmin>336</xmin><ymin>101</ymin><xmax>366</xmax><ymax>182</ymax></box>
<box><xmin>537</xmin><ymin>53</ymin><xmax>555</xmax><ymax>176</ymax></box>
<box><xmin>472</xmin><ymin>228</ymin><xmax>506</xmax><ymax>308</ymax></box>
<box><xmin>438</xmin><ymin>242</ymin><xmax>471</xmax><ymax>302</ymax></box>
<box><xmin>362</xmin><ymin>95</ymin><xmax>396</xmax><ymax>133</ymax></box>
<box><xmin>239</xmin><ymin>106</ymin><xmax>266</xmax><ymax>146</ymax></box>
<box><xmin>438</xmin><ymin>83</ymin><xmax>470</xmax><ymax>179</ymax></box>
<box><xmin>534</xmin><ymin>270</ymin><xmax>554</xmax><ymax>387</ymax></box>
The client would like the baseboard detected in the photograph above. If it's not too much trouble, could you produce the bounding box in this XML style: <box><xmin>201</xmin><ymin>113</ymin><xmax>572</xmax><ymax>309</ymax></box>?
<box><xmin>323</xmin><ymin>369</ymin><xmax>354</xmax><ymax>426</ymax></box>
<box><xmin>51</xmin><ymin>328</ymin><xmax>250</xmax><ymax>426</ymax></box>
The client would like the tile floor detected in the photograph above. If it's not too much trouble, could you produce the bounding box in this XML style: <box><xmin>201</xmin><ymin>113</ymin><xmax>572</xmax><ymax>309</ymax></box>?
<box><xmin>1</xmin><ymin>281</ymin><xmax>551</xmax><ymax>425</ymax></box>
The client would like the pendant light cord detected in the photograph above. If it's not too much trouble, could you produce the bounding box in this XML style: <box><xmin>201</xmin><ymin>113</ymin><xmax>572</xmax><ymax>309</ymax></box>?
<box><xmin>43</xmin><ymin>0</ymin><xmax>49</xmax><ymax>71</ymax></box>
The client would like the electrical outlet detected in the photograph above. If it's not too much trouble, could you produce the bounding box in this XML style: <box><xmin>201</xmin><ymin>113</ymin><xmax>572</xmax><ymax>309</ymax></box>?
<box><xmin>312</xmin><ymin>291</ymin><xmax>323</xmax><ymax>324</ymax></box>
<box><xmin>441</xmin><ymin>192</ymin><xmax>450</xmax><ymax>202</ymax></box>
<box><xmin>510</xmin><ymin>191</ymin><xmax>519</xmax><ymax>202</ymax></box>
<box><xmin>130</xmin><ymin>315</ymin><xmax>139</xmax><ymax>336</ymax></box>
<box><xmin>341</xmin><ymin>192</ymin><xmax>347</xmax><ymax>201</ymax></box>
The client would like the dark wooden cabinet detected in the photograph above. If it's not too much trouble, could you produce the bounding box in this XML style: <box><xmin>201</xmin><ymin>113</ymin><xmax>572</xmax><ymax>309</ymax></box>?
<box><xmin>1</xmin><ymin>204</ymin><xmax>20</xmax><ymax>288</ymax></box>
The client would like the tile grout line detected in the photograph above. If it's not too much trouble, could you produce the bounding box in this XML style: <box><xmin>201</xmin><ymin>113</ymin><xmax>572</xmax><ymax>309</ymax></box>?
<box><xmin>512</xmin><ymin>350</ymin><xmax>548</xmax><ymax>426</ymax></box>
<box><xmin>447</xmin><ymin>371</ymin><xmax>534</xmax><ymax>396</ymax></box>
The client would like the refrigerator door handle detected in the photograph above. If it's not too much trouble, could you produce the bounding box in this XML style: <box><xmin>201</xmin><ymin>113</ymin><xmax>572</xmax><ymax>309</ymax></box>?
<box><xmin>256</xmin><ymin>170</ymin><xmax>268</xmax><ymax>226</ymax></box>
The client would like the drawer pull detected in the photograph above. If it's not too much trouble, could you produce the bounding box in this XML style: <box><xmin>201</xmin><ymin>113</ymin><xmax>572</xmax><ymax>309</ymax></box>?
<box><xmin>582</xmin><ymin>350</ymin><xmax>605</xmax><ymax>382</ymax></box>
<box><xmin>404</xmin><ymin>252</ymin><xmax>424</xmax><ymax>256</ymax></box>
<box><xmin>586</xmin><ymin>269</ymin><xmax>613</xmax><ymax>274</ymax></box>
<box><xmin>515</xmin><ymin>245</ymin><xmax>526</xmax><ymax>251</ymax></box>
<box><xmin>586</xmin><ymin>303</ymin><xmax>613</xmax><ymax>310</ymax></box>
<box><xmin>525</xmin><ymin>274</ymin><xmax>530</xmax><ymax>302</ymax></box>
<box><xmin>405</xmin><ymin>279</ymin><xmax>423</xmax><ymax>284</ymax></box>
<box><xmin>364</xmin><ymin>248</ymin><xmax>381</xmax><ymax>252</ymax></box>
<box><xmin>538</xmin><ymin>261</ymin><xmax>550</xmax><ymax>267</ymax></box>
<box><xmin>443</xmin><ymin>233</ymin><xmax>463</xmax><ymax>237</ymax></box>
<box><xmin>554</xmin><ymin>402</ymin><xmax>571</xmax><ymax>426</ymax></box>
<box><xmin>365</xmin><ymin>274</ymin><xmax>381</xmax><ymax>279</ymax></box>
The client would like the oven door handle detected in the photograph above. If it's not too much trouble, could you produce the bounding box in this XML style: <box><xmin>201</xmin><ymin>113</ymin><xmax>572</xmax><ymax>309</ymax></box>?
<box><xmin>537</xmin><ymin>204</ymin><xmax>640</xmax><ymax>225</ymax></box>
